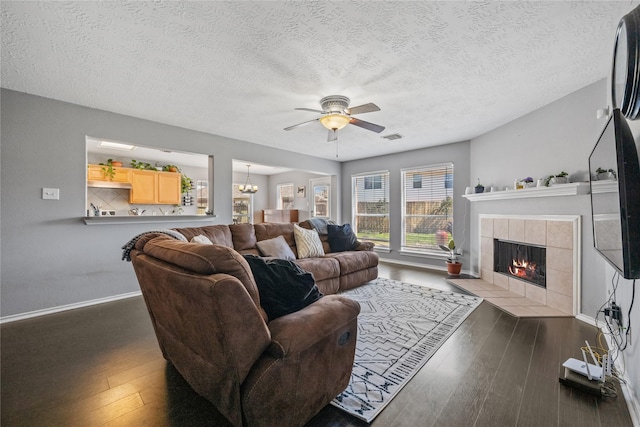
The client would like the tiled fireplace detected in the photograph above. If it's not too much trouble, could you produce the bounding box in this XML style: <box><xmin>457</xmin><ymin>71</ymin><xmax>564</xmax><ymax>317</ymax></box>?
<box><xmin>453</xmin><ymin>214</ymin><xmax>580</xmax><ymax>317</ymax></box>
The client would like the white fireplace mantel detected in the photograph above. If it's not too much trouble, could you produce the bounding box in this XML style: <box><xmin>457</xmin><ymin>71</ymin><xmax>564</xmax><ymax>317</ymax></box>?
<box><xmin>462</xmin><ymin>182</ymin><xmax>590</xmax><ymax>202</ymax></box>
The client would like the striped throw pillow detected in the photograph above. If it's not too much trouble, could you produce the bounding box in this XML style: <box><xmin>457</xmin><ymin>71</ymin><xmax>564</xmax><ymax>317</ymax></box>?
<box><xmin>293</xmin><ymin>224</ymin><xmax>325</xmax><ymax>259</ymax></box>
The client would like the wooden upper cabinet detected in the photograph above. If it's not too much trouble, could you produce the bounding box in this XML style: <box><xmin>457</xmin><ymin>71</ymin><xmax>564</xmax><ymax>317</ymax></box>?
<box><xmin>129</xmin><ymin>169</ymin><xmax>181</xmax><ymax>205</ymax></box>
<box><xmin>87</xmin><ymin>164</ymin><xmax>131</xmax><ymax>182</ymax></box>
<box><xmin>157</xmin><ymin>172</ymin><xmax>181</xmax><ymax>204</ymax></box>
<box><xmin>129</xmin><ymin>170</ymin><xmax>157</xmax><ymax>204</ymax></box>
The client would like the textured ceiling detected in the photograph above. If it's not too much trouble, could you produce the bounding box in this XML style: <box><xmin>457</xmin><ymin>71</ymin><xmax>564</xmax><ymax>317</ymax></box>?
<box><xmin>1</xmin><ymin>1</ymin><xmax>636</xmax><ymax>162</ymax></box>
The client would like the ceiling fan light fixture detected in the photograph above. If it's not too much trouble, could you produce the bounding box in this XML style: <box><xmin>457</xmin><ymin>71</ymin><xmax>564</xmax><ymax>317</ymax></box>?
<box><xmin>319</xmin><ymin>113</ymin><xmax>351</xmax><ymax>130</ymax></box>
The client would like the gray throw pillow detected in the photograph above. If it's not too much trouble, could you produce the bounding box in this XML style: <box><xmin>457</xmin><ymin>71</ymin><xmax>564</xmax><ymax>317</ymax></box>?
<box><xmin>256</xmin><ymin>235</ymin><xmax>296</xmax><ymax>260</ymax></box>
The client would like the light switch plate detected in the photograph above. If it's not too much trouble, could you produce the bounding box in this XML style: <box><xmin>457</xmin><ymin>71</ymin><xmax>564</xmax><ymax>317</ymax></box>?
<box><xmin>42</xmin><ymin>188</ymin><xmax>60</xmax><ymax>200</ymax></box>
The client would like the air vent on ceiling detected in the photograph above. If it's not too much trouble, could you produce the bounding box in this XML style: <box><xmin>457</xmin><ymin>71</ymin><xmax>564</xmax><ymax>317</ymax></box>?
<box><xmin>382</xmin><ymin>133</ymin><xmax>403</xmax><ymax>140</ymax></box>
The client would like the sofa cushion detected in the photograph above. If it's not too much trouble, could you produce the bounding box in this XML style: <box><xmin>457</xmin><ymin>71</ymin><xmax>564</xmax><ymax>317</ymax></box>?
<box><xmin>143</xmin><ymin>237</ymin><xmax>253</xmax><ymax>278</ymax></box>
<box><xmin>325</xmin><ymin>250</ymin><xmax>379</xmax><ymax>274</ymax></box>
<box><xmin>294</xmin><ymin>257</ymin><xmax>340</xmax><ymax>282</ymax></box>
<box><xmin>243</xmin><ymin>255</ymin><xmax>323</xmax><ymax>321</ymax></box>
<box><xmin>327</xmin><ymin>224</ymin><xmax>358</xmax><ymax>252</ymax></box>
<box><xmin>256</xmin><ymin>235</ymin><xmax>296</xmax><ymax>260</ymax></box>
<box><xmin>173</xmin><ymin>225</ymin><xmax>233</xmax><ymax>248</ymax></box>
<box><xmin>229</xmin><ymin>223</ymin><xmax>257</xmax><ymax>251</ymax></box>
<box><xmin>294</xmin><ymin>224</ymin><xmax>324</xmax><ymax>259</ymax></box>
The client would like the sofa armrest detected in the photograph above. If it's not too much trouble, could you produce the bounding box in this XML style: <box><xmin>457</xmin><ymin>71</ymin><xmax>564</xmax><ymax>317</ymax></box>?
<box><xmin>355</xmin><ymin>240</ymin><xmax>375</xmax><ymax>251</ymax></box>
<box><xmin>266</xmin><ymin>295</ymin><xmax>360</xmax><ymax>358</ymax></box>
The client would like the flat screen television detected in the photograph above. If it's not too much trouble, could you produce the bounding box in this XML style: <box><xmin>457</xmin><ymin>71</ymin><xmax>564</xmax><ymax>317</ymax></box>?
<box><xmin>589</xmin><ymin>108</ymin><xmax>640</xmax><ymax>279</ymax></box>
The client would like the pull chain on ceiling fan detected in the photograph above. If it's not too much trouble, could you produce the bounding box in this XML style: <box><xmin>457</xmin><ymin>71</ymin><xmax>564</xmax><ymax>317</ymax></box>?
<box><xmin>284</xmin><ymin>95</ymin><xmax>385</xmax><ymax>142</ymax></box>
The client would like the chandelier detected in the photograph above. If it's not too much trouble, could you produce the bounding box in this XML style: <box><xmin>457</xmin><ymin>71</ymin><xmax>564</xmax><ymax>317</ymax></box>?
<box><xmin>239</xmin><ymin>164</ymin><xmax>258</xmax><ymax>194</ymax></box>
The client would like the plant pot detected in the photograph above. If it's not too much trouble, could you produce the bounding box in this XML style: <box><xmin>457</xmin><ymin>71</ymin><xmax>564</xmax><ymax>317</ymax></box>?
<box><xmin>110</xmin><ymin>161</ymin><xmax>123</xmax><ymax>167</ymax></box>
<box><xmin>474</xmin><ymin>186</ymin><xmax>484</xmax><ymax>193</ymax></box>
<box><xmin>551</xmin><ymin>176</ymin><xmax>568</xmax><ymax>185</ymax></box>
<box><xmin>597</xmin><ymin>172</ymin><xmax>615</xmax><ymax>181</ymax></box>
<box><xmin>446</xmin><ymin>261</ymin><xmax>462</xmax><ymax>276</ymax></box>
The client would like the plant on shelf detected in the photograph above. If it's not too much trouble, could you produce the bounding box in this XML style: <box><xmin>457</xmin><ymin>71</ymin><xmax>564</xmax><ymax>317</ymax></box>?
<box><xmin>544</xmin><ymin>171</ymin><xmax>569</xmax><ymax>187</ymax></box>
<box><xmin>130</xmin><ymin>160</ymin><xmax>155</xmax><ymax>170</ymax></box>
<box><xmin>181</xmin><ymin>175</ymin><xmax>193</xmax><ymax>194</ymax></box>
<box><xmin>595</xmin><ymin>167</ymin><xmax>617</xmax><ymax>180</ymax></box>
<box><xmin>98</xmin><ymin>158</ymin><xmax>118</xmax><ymax>180</ymax></box>
<box><xmin>439</xmin><ymin>239</ymin><xmax>462</xmax><ymax>276</ymax></box>
<box><xmin>474</xmin><ymin>178</ymin><xmax>485</xmax><ymax>194</ymax></box>
<box><xmin>162</xmin><ymin>164</ymin><xmax>180</xmax><ymax>173</ymax></box>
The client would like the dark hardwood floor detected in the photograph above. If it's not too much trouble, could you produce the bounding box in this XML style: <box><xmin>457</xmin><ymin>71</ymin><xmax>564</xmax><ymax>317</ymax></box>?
<box><xmin>1</xmin><ymin>263</ymin><xmax>633</xmax><ymax>426</ymax></box>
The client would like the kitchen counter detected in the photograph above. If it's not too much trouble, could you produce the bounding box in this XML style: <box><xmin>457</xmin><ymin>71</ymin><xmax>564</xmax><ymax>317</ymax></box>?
<box><xmin>83</xmin><ymin>214</ymin><xmax>217</xmax><ymax>226</ymax></box>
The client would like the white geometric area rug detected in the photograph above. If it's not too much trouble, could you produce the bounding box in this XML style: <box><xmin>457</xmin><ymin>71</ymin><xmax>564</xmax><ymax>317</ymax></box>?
<box><xmin>331</xmin><ymin>278</ymin><xmax>483</xmax><ymax>422</ymax></box>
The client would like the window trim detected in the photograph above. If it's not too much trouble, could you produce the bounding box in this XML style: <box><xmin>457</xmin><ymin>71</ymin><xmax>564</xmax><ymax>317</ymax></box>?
<box><xmin>400</xmin><ymin>162</ymin><xmax>454</xmax><ymax>255</ymax></box>
<box><xmin>352</xmin><ymin>170</ymin><xmax>390</xmax><ymax>249</ymax></box>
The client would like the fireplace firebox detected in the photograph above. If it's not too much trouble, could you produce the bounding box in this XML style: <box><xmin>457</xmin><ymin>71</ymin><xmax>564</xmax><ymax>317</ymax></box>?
<box><xmin>494</xmin><ymin>239</ymin><xmax>546</xmax><ymax>288</ymax></box>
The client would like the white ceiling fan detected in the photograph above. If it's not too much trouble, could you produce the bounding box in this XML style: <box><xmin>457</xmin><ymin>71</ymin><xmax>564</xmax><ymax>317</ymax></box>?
<box><xmin>284</xmin><ymin>95</ymin><xmax>385</xmax><ymax>142</ymax></box>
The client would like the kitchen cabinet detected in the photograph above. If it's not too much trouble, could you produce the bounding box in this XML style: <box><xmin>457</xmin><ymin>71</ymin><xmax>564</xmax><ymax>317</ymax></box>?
<box><xmin>87</xmin><ymin>164</ymin><xmax>131</xmax><ymax>182</ymax></box>
<box><xmin>129</xmin><ymin>170</ymin><xmax>181</xmax><ymax>205</ymax></box>
<box><xmin>262</xmin><ymin>209</ymin><xmax>299</xmax><ymax>223</ymax></box>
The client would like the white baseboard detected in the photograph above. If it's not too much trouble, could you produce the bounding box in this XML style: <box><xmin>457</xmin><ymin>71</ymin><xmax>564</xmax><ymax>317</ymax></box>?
<box><xmin>0</xmin><ymin>291</ymin><xmax>142</xmax><ymax>324</ymax></box>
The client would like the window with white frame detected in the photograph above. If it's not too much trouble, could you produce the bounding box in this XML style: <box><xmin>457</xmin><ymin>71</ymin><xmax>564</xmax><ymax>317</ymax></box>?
<box><xmin>352</xmin><ymin>171</ymin><xmax>390</xmax><ymax>249</ymax></box>
<box><xmin>277</xmin><ymin>183</ymin><xmax>294</xmax><ymax>209</ymax></box>
<box><xmin>401</xmin><ymin>163</ymin><xmax>454</xmax><ymax>254</ymax></box>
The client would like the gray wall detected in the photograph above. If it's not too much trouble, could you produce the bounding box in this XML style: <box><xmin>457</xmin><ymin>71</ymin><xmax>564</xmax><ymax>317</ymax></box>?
<box><xmin>469</xmin><ymin>78</ymin><xmax>639</xmax><ymax>411</ymax></box>
<box><xmin>0</xmin><ymin>89</ymin><xmax>340</xmax><ymax>317</ymax></box>
<box><xmin>469</xmin><ymin>79</ymin><xmax>609</xmax><ymax>317</ymax></box>
<box><xmin>267</xmin><ymin>170</ymin><xmax>327</xmax><ymax>221</ymax></box>
<box><xmin>341</xmin><ymin>141</ymin><xmax>471</xmax><ymax>270</ymax></box>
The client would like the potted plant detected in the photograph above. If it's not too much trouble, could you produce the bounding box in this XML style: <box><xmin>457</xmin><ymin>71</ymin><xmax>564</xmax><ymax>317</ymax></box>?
<box><xmin>521</xmin><ymin>176</ymin><xmax>534</xmax><ymax>188</ymax></box>
<box><xmin>98</xmin><ymin>158</ymin><xmax>118</xmax><ymax>180</ymax></box>
<box><xmin>596</xmin><ymin>167</ymin><xmax>617</xmax><ymax>181</ymax></box>
<box><xmin>162</xmin><ymin>164</ymin><xmax>180</xmax><ymax>173</ymax></box>
<box><xmin>130</xmin><ymin>160</ymin><xmax>155</xmax><ymax>170</ymax></box>
<box><xmin>544</xmin><ymin>171</ymin><xmax>570</xmax><ymax>187</ymax></box>
<box><xmin>474</xmin><ymin>178</ymin><xmax>485</xmax><ymax>194</ymax></box>
<box><xmin>439</xmin><ymin>239</ymin><xmax>462</xmax><ymax>276</ymax></box>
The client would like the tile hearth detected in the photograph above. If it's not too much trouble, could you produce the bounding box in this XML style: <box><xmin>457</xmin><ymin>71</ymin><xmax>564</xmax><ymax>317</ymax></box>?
<box><xmin>447</xmin><ymin>278</ymin><xmax>571</xmax><ymax>317</ymax></box>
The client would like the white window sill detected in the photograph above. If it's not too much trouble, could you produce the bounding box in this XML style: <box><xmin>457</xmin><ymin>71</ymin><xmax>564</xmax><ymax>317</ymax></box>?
<box><xmin>373</xmin><ymin>247</ymin><xmax>391</xmax><ymax>254</ymax></box>
<box><xmin>399</xmin><ymin>249</ymin><xmax>449</xmax><ymax>260</ymax></box>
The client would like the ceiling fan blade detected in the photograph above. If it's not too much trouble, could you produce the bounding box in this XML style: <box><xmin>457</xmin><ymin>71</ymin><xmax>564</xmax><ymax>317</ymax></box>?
<box><xmin>327</xmin><ymin>129</ymin><xmax>337</xmax><ymax>142</ymax></box>
<box><xmin>345</xmin><ymin>103</ymin><xmax>380</xmax><ymax>115</ymax></box>
<box><xmin>284</xmin><ymin>118</ymin><xmax>319</xmax><ymax>131</ymax></box>
<box><xmin>295</xmin><ymin>107</ymin><xmax>324</xmax><ymax>114</ymax></box>
<box><xmin>349</xmin><ymin>118</ymin><xmax>385</xmax><ymax>133</ymax></box>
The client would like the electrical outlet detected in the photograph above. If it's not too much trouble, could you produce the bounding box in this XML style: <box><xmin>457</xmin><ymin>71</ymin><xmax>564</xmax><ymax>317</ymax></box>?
<box><xmin>611</xmin><ymin>302</ymin><xmax>623</xmax><ymax>326</ymax></box>
<box><xmin>42</xmin><ymin>188</ymin><xmax>59</xmax><ymax>200</ymax></box>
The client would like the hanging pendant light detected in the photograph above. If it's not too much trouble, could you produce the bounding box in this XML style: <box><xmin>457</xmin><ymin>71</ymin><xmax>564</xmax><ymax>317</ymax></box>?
<box><xmin>239</xmin><ymin>164</ymin><xmax>258</xmax><ymax>194</ymax></box>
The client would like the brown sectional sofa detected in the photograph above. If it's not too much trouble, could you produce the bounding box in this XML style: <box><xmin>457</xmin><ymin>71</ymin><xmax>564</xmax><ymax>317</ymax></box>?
<box><xmin>172</xmin><ymin>220</ymin><xmax>379</xmax><ymax>295</ymax></box>
<box><xmin>127</xmin><ymin>220</ymin><xmax>378</xmax><ymax>427</ymax></box>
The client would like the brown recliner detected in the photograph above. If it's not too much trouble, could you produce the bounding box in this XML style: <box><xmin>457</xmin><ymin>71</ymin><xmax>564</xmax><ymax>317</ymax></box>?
<box><xmin>129</xmin><ymin>235</ymin><xmax>360</xmax><ymax>427</ymax></box>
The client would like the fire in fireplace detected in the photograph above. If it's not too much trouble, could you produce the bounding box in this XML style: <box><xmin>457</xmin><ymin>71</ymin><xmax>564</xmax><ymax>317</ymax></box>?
<box><xmin>494</xmin><ymin>239</ymin><xmax>546</xmax><ymax>288</ymax></box>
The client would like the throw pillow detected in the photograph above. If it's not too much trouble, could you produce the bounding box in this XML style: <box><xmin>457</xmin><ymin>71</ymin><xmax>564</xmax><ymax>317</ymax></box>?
<box><xmin>243</xmin><ymin>255</ymin><xmax>323</xmax><ymax>321</ymax></box>
<box><xmin>327</xmin><ymin>223</ymin><xmax>358</xmax><ymax>252</ymax></box>
<box><xmin>293</xmin><ymin>223</ymin><xmax>324</xmax><ymax>259</ymax></box>
<box><xmin>256</xmin><ymin>235</ymin><xmax>296</xmax><ymax>260</ymax></box>
<box><xmin>191</xmin><ymin>234</ymin><xmax>213</xmax><ymax>245</ymax></box>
